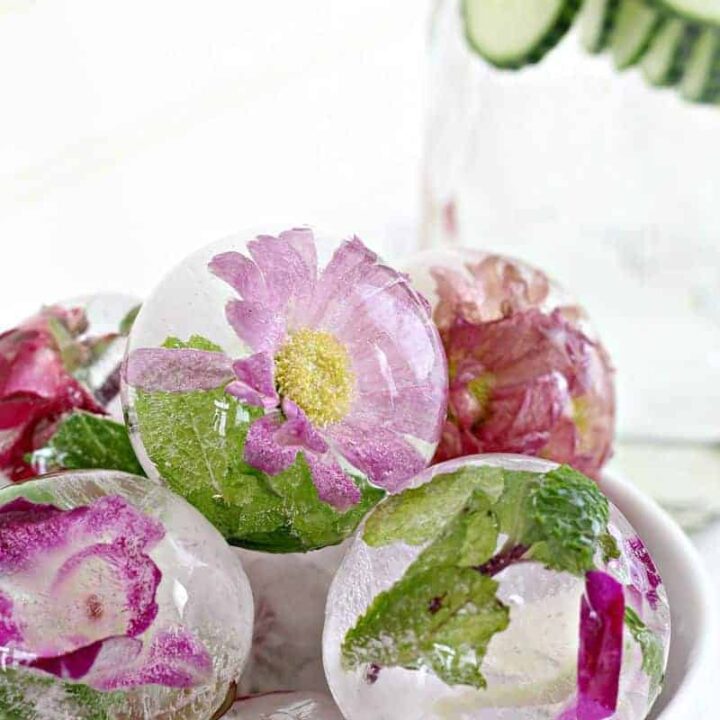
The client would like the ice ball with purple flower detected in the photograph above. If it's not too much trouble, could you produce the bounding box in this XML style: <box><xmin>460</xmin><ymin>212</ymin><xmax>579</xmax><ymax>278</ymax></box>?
<box><xmin>122</xmin><ymin>228</ymin><xmax>448</xmax><ymax>552</ymax></box>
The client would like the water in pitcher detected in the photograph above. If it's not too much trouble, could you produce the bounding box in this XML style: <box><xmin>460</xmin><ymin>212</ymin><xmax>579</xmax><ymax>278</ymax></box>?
<box><xmin>422</xmin><ymin>0</ymin><xmax>720</xmax><ymax>526</ymax></box>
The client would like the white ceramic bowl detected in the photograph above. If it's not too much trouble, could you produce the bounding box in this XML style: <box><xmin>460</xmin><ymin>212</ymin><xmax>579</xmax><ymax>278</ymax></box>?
<box><xmin>602</xmin><ymin>471</ymin><xmax>717</xmax><ymax>719</ymax></box>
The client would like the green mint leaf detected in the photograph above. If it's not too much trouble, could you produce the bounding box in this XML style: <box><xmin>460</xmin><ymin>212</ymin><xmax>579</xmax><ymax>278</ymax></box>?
<box><xmin>410</xmin><ymin>487</ymin><xmax>498</xmax><ymax>576</ymax></box>
<box><xmin>342</xmin><ymin>566</ymin><xmax>509</xmax><ymax>689</ymax></box>
<box><xmin>162</xmin><ymin>334</ymin><xmax>222</xmax><ymax>351</ymax></box>
<box><xmin>134</xmin><ymin>335</ymin><xmax>383</xmax><ymax>551</ymax></box>
<box><xmin>0</xmin><ymin>670</ymin><xmax>121</xmax><ymax>720</ymax></box>
<box><xmin>31</xmin><ymin>411</ymin><xmax>146</xmax><ymax>476</ymax></box>
<box><xmin>624</xmin><ymin>607</ymin><xmax>665</xmax><ymax>697</ymax></box>
<box><xmin>263</xmin><ymin>454</ymin><xmax>385</xmax><ymax>552</ymax></box>
<box><xmin>497</xmin><ymin>465</ymin><xmax>610</xmax><ymax>576</ymax></box>
<box><xmin>600</xmin><ymin>533</ymin><xmax>621</xmax><ymax>563</ymax></box>
<box><xmin>119</xmin><ymin>304</ymin><xmax>142</xmax><ymax>336</ymax></box>
<box><xmin>363</xmin><ymin>466</ymin><xmax>504</xmax><ymax>547</ymax></box>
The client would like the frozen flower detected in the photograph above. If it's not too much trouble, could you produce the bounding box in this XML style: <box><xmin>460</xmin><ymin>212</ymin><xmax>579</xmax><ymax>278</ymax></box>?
<box><xmin>0</xmin><ymin>494</ymin><xmax>212</xmax><ymax>691</ymax></box>
<box><xmin>424</xmin><ymin>252</ymin><xmax>614</xmax><ymax>478</ymax></box>
<box><xmin>0</xmin><ymin>307</ymin><xmax>105</xmax><ymax>482</ymax></box>
<box><xmin>126</xmin><ymin>230</ymin><xmax>447</xmax><ymax>510</ymax></box>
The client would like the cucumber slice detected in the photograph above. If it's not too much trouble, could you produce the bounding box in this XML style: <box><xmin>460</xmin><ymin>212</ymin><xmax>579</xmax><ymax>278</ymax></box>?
<box><xmin>655</xmin><ymin>0</ymin><xmax>720</xmax><ymax>26</ymax></box>
<box><xmin>680</xmin><ymin>26</ymin><xmax>720</xmax><ymax>101</ymax></box>
<box><xmin>580</xmin><ymin>0</ymin><xmax>621</xmax><ymax>53</ymax></box>
<box><xmin>610</xmin><ymin>0</ymin><xmax>663</xmax><ymax>69</ymax></box>
<box><xmin>462</xmin><ymin>0</ymin><xmax>582</xmax><ymax>69</ymax></box>
<box><xmin>641</xmin><ymin>18</ymin><xmax>699</xmax><ymax>85</ymax></box>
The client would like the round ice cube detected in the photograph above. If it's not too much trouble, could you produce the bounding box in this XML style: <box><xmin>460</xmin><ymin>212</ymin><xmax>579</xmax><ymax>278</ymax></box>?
<box><xmin>403</xmin><ymin>248</ymin><xmax>615</xmax><ymax>479</ymax></box>
<box><xmin>122</xmin><ymin>227</ymin><xmax>447</xmax><ymax>552</ymax></box>
<box><xmin>238</xmin><ymin>544</ymin><xmax>346</xmax><ymax>694</ymax></box>
<box><xmin>0</xmin><ymin>470</ymin><xmax>254</xmax><ymax>720</ymax></box>
<box><xmin>0</xmin><ymin>294</ymin><xmax>140</xmax><ymax>484</ymax></box>
<box><xmin>227</xmin><ymin>691</ymin><xmax>343</xmax><ymax>719</ymax></box>
<box><xmin>324</xmin><ymin>455</ymin><xmax>670</xmax><ymax>720</ymax></box>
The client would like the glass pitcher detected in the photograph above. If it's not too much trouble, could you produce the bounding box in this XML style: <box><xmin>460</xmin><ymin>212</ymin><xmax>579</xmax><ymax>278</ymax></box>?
<box><xmin>422</xmin><ymin>0</ymin><xmax>720</xmax><ymax>527</ymax></box>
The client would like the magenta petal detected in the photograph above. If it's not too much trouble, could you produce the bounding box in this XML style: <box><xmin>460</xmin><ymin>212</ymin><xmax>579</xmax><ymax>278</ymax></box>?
<box><xmin>28</xmin><ymin>638</ymin><xmax>105</xmax><ymax>681</ymax></box>
<box><xmin>244</xmin><ymin>414</ymin><xmax>298</xmax><ymax>476</ymax></box>
<box><xmin>226</xmin><ymin>300</ymin><xmax>286</xmax><ymax>354</ymax></box>
<box><xmin>244</xmin><ymin>413</ymin><xmax>360</xmax><ymax>511</ymax></box>
<box><xmin>276</xmin><ymin>399</ymin><xmax>328</xmax><ymax>454</ymax></box>
<box><xmin>96</xmin><ymin>628</ymin><xmax>213</xmax><ymax>691</ymax></box>
<box><xmin>564</xmin><ymin>571</ymin><xmax>625</xmax><ymax>720</ymax></box>
<box><xmin>327</xmin><ymin>421</ymin><xmax>426</xmax><ymax>493</ymax></box>
<box><xmin>625</xmin><ymin>536</ymin><xmax>662</xmax><ymax>609</ymax></box>
<box><xmin>125</xmin><ymin>348</ymin><xmax>233</xmax><ymax>393</ymax></box>
<box><xmin>306</xmin><ymin>455</ymin><xmax>361</xmax><ymax>512</ymax></box>
<box><xmin>209</xmin><ymin>250</ymin><xmax>268</xmax><ymax>302</ymax></box>
<box><xmin>226</xmin><ymin>352</ymin><xmax>279</xmax><ymax>409</ymax></box>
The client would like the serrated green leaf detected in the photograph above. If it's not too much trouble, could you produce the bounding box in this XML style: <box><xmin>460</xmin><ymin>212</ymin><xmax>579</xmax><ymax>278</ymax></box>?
<box><xmin>625</xmin><ymin>607</ymin><xmax>665</xmax><ymax>698</ymax></box>
<box><xmin>342</xmin><ymin>566</ymin><xmax>509</xmax><ymax>689</ymax></box>
<box><xmin>31</xmin><ymin>411</ymin><xmax>146</xmax><ymax>476</ymax></box>
<box><xmin>134</xmin><ymin>335</ymin><xmax>383</xmax><ymax>551</ymax></box>
<box><xmin>363</xmin><ymin>466</ymin><xmax>504</xmax><ymax>547</ymax></box>
<box><xmin>410</xmin><ymin>488</ymin><xmax>498</xmax><ymax>576</ymax></box>
<box><xmin>343</xmin><ymin>464</ymin><xmax>613</xmax><ymax>687</ymax></box>
<box><xmin>496</xmin><ymin>465</ymin><xmax>610</xmax><ymax>576</ymax></box>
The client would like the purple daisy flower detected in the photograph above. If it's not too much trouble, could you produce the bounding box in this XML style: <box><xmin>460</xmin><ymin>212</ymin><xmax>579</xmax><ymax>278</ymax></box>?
<box><xmin>126</xmin><ymin>229</ymin><xmax>448</xmax><ymax>512</ymax></box>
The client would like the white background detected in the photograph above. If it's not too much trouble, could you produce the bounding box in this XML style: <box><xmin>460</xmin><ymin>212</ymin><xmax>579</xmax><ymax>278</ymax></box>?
<box><xmin>0</xmin><ymin>0</ymin><xmax>430</xmax><ymax>322</ymax></box>
<box><xmin>0</xmin><ymin>0</ymin><xmax>717</xmax><ymax>713</ymax></box>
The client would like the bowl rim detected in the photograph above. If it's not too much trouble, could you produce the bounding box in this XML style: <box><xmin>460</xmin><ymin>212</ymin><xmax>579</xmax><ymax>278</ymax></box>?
<box><xmin>601</xmin><ymin>469</ymin><xmax>717</xmax><ymax>718</ymax></box>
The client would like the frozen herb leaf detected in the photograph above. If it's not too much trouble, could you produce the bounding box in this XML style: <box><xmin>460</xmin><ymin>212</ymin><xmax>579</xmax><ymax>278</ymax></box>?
<box><xmin>342</xmin><ymin>566</ymin><xmax>509</xmax><ymax>689</ymax></box>
<box><xmin>31</xmin><ymin>411</ymin><xmax>145</xmax><ymax>476</ymax></box>
<box><xmin>625</xmin><ymin>607</ymin><xmax>665</xmax><ymax>697</ymax></box>
<box><xmin>496</xmin><ymin>465</ymin><xmax>610</xmax><ymax>576</ymax></box>
<box><xmin>363</xmin><ymin>465</ymin><xmax>504</xmax><ymax>547</ymax></box>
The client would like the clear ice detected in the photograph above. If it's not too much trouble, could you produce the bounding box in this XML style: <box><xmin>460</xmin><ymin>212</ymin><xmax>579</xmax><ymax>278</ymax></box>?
<box><xmin>323</xmin><ymin>455</ymin><xmax>670</xmax><ymax>720</ymax></box>
<box><xmin>0</xmin><ymin>470</ymin><xmax>254</xmax><ymax>720</ymax></box>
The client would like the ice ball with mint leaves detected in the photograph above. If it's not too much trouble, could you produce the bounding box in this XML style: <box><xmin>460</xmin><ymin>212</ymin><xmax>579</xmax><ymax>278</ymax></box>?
<box><xmin>323</xmin><ymin>455</ymin><xmax>669</xmax><ymax>720</ymax></box>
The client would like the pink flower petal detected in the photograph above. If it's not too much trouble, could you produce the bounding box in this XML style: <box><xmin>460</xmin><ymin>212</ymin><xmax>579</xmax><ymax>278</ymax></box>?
<box><xmin>474</xmin><ymin>373</ymin><xmax>569</xmax><ymax>455</ymax></box>
<box><xmin>95</xmin><ymin>628</ymin><xmax>213</xmax><ymax>691</ymax></box>
<box><xmin>244</xmin><ymin>413</ymin><xmax>360</xmax><ymax>512</ymax></box>
<box><xmin>226</xmin><ymin>300</ymin><xmax>286</xmax><ymax>354</ymax></box>
<box><xmin>560</xmin><ymin>571</ymin><xmax>624</xmax><ymax>720</ymax></box>
<box><xmin>209</xmin><ymin>251</ymin><xmax>268</xmax><ymax>303</ymax></box>
<box><xmin>440</xmin><ymin>308</ymin><xmax>614</xmax><ymax>477</ymax></box>
<box><xmin>625</xmin><ymin>536</ymin><xmax>662</xmax><ymax>610</ymax></box>
<box><xmin>305</xmin><ymin>237</ymin><xmax>379</xmax><ymax>329</ymax></box>
<box><xmin>275</xmin><ymin>399</ymin><xmax>329</xmax><ymax>454</ymax></box>
<box><xmin>0</xmin><ymin>495</ymin><xmax>166</xmax><ymax>680</ymax></box>
<box><xmin>125</xmin><ymin>348</ymin><xmax>233</xmax><ymax>393</ymax></box>
<box><xmin>248</xmin><ymin>232</ymin><xmax>317</xmax><ymax>313</ymax></box>
<box><xmin>326</xmin><ymin>420</ymin><xmax>426</xmax><ymax>494</ymax></box>
<box><xmin>226</xmin><ymin>352</ymin><xmax>279</xmax><ymax>410</ymax></box>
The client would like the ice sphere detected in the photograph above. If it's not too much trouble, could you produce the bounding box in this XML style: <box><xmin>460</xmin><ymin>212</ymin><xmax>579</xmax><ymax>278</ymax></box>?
<box><xmin>0</xmin><ymin>294</ymin><xmax>140</xmax><ymax>483</ymax></box>
<box><xmin>238</xmin><ymin>544</ymin><xmax>346</xmax><ymax>693</ymax></box>
<box><xmin>402</xmin><ymin>248</ymin><xmax>615</xmax><ymax>479</ymax></box>
<box><xmin>227</xmin><ymin>691</ymin><xmax>343</xmax><ymax>719</ymax></box>
<box><xmin>122</xmin><ymin>227</ymin><xmax>447</xmax><ymax>552</ymax></box>
<box><xmin>323</xmin><ymin>455</ymin><xmax>670</xmax><ymax>720</ymax></box>
<box><xmin>0</xmin><ymin>470</ymin><xmax>254</xmax><ymax>720</ymax></box>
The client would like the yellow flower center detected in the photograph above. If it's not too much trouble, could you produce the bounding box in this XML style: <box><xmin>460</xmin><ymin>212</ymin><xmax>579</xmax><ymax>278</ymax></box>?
<box><xmin>275</xmin><ymin>328</ymin><xmax>355</xmax><ymax>426</ymax></box>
